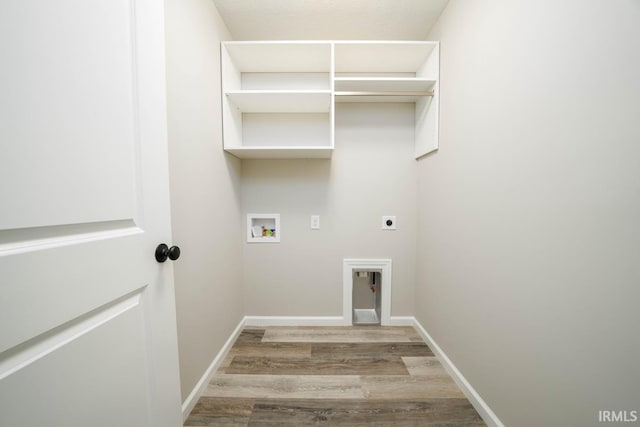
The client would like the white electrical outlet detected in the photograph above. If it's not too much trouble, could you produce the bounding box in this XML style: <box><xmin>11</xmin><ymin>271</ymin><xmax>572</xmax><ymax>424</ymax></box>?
<box><xmin>311</xmin><ymin>215</ymin><xmax>320</xmax><ymax>230</ymax></box>
<box><xmin>382</xmin><ymin>216</ymin><xmax>396</xmax><ymax>230</ymax></box>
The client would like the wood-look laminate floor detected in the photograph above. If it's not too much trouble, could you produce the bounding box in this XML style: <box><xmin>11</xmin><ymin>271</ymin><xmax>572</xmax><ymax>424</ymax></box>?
<box><xmin>184</xmin><ymin>326</ymin><xmax>485</xmax><ymax>426</ymax></box>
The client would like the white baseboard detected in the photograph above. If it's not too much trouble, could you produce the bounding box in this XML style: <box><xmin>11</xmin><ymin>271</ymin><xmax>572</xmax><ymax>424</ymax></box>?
<box><xmin>181</xmin><ymin>316</ymin><xmax>246</xmax><ymax>422</ymax></box>
<box><xmin>388</xmin><ymin>316</ymin><xmax>415</xmax><ymax>326</ymax></box>
<box><xmin>245</xmin><ymin>316</ymin><xmax>414</xmax><ymax>327</ymax></box>
<box><xmin>244</xmin><ymin>316</ymin><xmax>345</xmax><ymax>326</ymax></box>
<box><xmin>411</xmin><ymin>318</ymin><xmax>504</xmax><ymax>427</ymax></box>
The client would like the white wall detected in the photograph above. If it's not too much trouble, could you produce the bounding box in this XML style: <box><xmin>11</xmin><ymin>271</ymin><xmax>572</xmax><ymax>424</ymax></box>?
<box><xmin>242</xmin><ymin>104</ymin><xmax>417</xmax><ymax>318</ymax></box>
<box><xmin>416</xmin><ymin>1</ymin><xmax>640</xmax><ymax>425</ymax></box>
<box><xmin>165</xmin><ymin>0</ymin><xmax>244</xmax><ymax>402</ymax></box>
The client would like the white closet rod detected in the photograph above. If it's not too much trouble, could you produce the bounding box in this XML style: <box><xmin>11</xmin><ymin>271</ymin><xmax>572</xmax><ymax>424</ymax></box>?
<box><xmin>334</xmin><ymin>91</ymin><xmax>434</xmax><ymax>97</ymax></box>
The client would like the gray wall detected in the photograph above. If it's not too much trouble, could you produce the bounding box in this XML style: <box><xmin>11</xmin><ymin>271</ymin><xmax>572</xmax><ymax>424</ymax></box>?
<box><xmin>242</xmin><ymin>104</ymin><xmax>417</xmax><ymax>318</ymax></box>
<box><xmin>165</xmin><ymin>0</ymin><xmax>244</xmax><ymax>402</ymax></box>
<box><xmin>416</xmin><ymin>1</ymin><xmax>640</xmax><ymax>425</ymax></box>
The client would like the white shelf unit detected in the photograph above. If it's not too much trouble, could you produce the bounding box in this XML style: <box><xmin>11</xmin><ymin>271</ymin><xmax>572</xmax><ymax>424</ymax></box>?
<box><xmin>334</xmin><ymin>41</ymin><xmax>440</xmax><ymax>158</ymax></box>
<box><xmin>221</xmin><ymin>41</ymin><xmax>439</xmax><ymax>159</ymax></box>
<box><xmin>221</xmin><ymin>42</ymin><xmax>334</xmax><ymax>159</ymax></box>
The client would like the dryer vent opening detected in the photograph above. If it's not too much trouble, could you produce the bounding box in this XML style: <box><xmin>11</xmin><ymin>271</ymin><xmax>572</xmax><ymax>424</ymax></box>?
<box><xmin>352</xmin><ymin>270</ymin><xmax>382</xmax><ymax>325</ymax></box>
<box><xmin>343</xmin><ymin>259</ymin><xmax>392</xmax><ymax>326</ymax></box>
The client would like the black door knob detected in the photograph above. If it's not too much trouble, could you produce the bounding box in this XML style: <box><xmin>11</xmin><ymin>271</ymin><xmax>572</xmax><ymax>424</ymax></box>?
<box><xmin>155</xmin><ymin>243</ymin><xmax>181</xmax><ymax>263</ymax></box>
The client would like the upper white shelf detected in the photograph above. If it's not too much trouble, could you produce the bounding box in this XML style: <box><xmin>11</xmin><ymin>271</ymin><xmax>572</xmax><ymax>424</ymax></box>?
<box><xmin>223</xmin><ymin>42</ymin><xmax>332</xmax><ymax>72</ymax></box>
<box><xmin>334</xmin><ymin>41</ymin><xmax>437</xmax><ymax>73</ymax></box>
<box><xmin>225</xmin><ymin>90</ymin><xmax>332</xmax><ymax>113</ymax></box>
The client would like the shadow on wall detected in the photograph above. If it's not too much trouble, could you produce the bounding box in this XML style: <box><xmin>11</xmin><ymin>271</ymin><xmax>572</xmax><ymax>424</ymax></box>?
<box><xmin>241</xmin><ymin>158</ymin><xmax>332</xmax><ymax>208</ymax></box>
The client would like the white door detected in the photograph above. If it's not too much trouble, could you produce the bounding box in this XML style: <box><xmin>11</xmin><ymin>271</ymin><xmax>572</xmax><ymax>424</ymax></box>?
<box><xmin>0</xmin><ymin>1</ymin><xmax>182</xmax><ymax>426</ymax></box>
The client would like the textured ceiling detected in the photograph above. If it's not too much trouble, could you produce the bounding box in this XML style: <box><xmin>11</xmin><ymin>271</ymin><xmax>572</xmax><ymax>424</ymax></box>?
<box><xmin>211</xmin><ymin>0</ymin><xmax>449</xmax><ymax>41</ymax></box>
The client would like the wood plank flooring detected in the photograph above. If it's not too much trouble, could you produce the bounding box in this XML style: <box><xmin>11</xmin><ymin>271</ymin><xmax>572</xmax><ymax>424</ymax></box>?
<box><xmin>185</xmin><ymin>326</ymin><xmax>485</xmax><ymax>426</ymax></box>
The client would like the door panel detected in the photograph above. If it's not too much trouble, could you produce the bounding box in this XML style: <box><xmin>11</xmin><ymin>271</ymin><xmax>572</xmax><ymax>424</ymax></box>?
<box><xmin>0</xmin><ymin>297</ymin><xmax>150</xmax><ymax>427</ymax></box>
<box><xmin>0</xmin><ymin>0</ymin><xmax>136</xmax><ymax>230</ymax></box>
<box><xmin>0</xmin><ymin>0</ymin><xmax>181</xmax><ymax>425</ymax></box>
<box><xmin>0</xmin><ymin>233</ymin><xmax>146</xmax><ymax>354</ymax></box>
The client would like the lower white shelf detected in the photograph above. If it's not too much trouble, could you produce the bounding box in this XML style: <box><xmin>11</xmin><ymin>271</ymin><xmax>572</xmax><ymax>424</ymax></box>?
<box><xmin>225</xmin><ymin>90</ymin><xmax>331</xmax><ymax>113</ymax></box>
<box><xmin>226</xmin><ymin>146</ymin><xmax>333</xmax><ymax>159</ymax></box>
